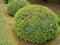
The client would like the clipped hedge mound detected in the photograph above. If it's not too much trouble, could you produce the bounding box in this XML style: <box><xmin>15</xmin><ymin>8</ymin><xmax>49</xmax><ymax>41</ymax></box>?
<box><xmin>13</xmin><ymin>5</ymin><xmax>58</xmax><ymax>43</ymax></box>
<box><xmin>7</xmin><ymin>0</ymin><xmax>30</xmax><ymax>16</ymax></box>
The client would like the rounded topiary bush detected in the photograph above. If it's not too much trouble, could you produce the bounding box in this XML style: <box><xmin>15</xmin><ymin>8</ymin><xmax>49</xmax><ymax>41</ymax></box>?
<box><xmin>7</xmin><ymin>0</ymin><xmax>30</xmax><ymax>16</ymax></box>
<box><xmin>13</xmin><ymin>5</ymin><xmax>58</xmax><ymax>43</ymax></box>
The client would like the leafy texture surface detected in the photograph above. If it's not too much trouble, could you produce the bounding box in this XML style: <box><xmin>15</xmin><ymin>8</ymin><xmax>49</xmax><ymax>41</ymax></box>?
<box><xmin>7</xmin><ymin>0</ymin><xmax>30</xmax><ymax>16</ymax></box>
<box><xmin>0</xmin><ymin>0</ymin><xmax>60</xmax><ymax>45</ymax></box>
<box><xmin>13</xmin><ymin>5</ymin><xmax>58</xmax><ymax>43</ymax></box>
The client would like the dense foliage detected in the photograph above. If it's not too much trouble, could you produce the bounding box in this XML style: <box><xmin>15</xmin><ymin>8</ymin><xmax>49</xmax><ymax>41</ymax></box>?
<box><xmin>7</xmin><ymin>0</ymin><xmax>30</xmax><ymax>16</ymax></box>
<box><xmin>13</xmin><ymin>5</ymin><xmax>58</xmax><ymax>43</ymax></box>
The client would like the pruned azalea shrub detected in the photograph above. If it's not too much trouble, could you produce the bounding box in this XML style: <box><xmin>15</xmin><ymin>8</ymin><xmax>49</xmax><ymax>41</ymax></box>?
<box><xmin>13</xmin><ymin>5</ymin><xmax>58</xmax><ymax>43</ymax></box>
<box><xmin>7</xmin><ymin>0</ymin><xmax>30</xmax><ymax>16</ymax></box>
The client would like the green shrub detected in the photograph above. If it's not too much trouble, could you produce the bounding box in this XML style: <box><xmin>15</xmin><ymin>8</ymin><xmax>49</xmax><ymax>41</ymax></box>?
<box><xmin>7</xmin><ymin>0</ymin><xmax>30</xmax><ymax>16</ymax></box>
<box><xmin>13</xmin><ymin>5</ymin><xmax>58</xmax><ymax>43</ymax></box>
